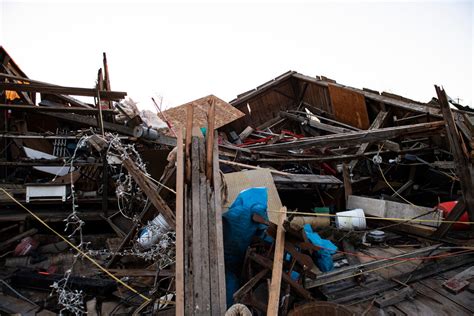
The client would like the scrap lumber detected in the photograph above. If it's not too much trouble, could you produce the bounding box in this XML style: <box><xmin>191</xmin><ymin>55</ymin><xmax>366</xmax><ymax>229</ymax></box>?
<box><xmin>330</xmin><ymin>253</ymin><xmax>474</xmax><ymax>304</ymax></box>
<box><xmin>271</xmin><ymin>173</ymin><xmax>342</xmax><ymax>185</ymax></box>
<box><xmin>175</xmin><ymin>128</ymin><xmax>185</xmax><ymax>316</ymax></box>
<box><xmin>0</xmin><ymin>103</ymin><xmax>116</xmax><ymax>113</ymax></box>
<box><xmin>0</xmin><ymin>81</ymin><xmax>127</xmax><ymax>100</ymax></box>
<box><xmin>342</xmin><ymin>163</ymin><xmax>352</xmax><ymax>203</ymax></box>
<box><xmin>122</xmin><ymin>158</ymin><xmax>175</xmax><ymax>226</ymax></box>
<box><xmin>267</xmin><ymin>206</ymin><xmax>287</xmax><ymax>316</ymax></box>
<box><xmin>432</xmin><ymin>86</ymin><xmax>474</xmax><ymax>237</ymax></box>
<box><xmin>374</xmin><ymin>286</ymin><xmax>417</xmax><ymax>308</ymax></box>
<box><xmin>442</xmin><ymin>266</ymin><xmax>474</xmax><ymax>294</ymax></box>
<box><xmin>347</xmin><ymin>195</ymin><xmax>442</xmax><ymax>227</ymax></box>
<box><xmin>250</xmin><ymin>121</ymin><xmax>445</xmax><ymax>151</ymax></box>
<box><xmin>177</xmin><ymin>107</ymin><xmax>226</xmax><ymax>315</ymax></box>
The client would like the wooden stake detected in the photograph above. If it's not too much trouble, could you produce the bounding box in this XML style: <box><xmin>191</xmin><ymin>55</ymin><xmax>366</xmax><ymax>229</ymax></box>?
<box><xmin>206</xmin><ymin>98</ymin><xmax>216</xmax><ymax>181</ymax></box>
<box><xmin>185</xmin><ymin>104</ymin><xmax>194</xmax><ymax>183</ymax></box>
<box><xmin>175</xmin><ymin>128</ymin><xmax>185</xmax><ymax>316</ymax></box>
<box><xmin>267</xmin><ymin>206</ymin><xmax>287</xmax><ymax>316</ymax></box>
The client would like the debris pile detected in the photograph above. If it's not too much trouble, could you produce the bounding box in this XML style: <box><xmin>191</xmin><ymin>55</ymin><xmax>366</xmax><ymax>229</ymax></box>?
<box><xmin>0</xmin><ymin>48</ymin><xmax>473</xmax><ymax>315</ymax></box>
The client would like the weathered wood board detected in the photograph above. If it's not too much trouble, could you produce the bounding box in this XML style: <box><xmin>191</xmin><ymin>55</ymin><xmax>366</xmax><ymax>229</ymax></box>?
<box><xmin>347</xmin><ymin>195</ymin><xmax>442</xmax><ymax>227</ymax></box>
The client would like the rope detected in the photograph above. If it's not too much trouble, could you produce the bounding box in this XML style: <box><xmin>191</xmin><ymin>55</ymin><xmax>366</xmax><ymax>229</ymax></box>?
<box><xmin>266</xmin><ymin>209</ymin><xmax>472</xmax><ymax>225</ymax></box>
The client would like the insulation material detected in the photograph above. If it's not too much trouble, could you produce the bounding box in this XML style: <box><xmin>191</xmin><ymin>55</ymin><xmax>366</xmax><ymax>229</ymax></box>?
<box><xmin>328</xmin><ymin>84</ymin><xmax>370</xmax><ymax>129</ymax></box>
<box><xmin>223</xmin><ymin>169</ymin><xmax>283</xmax><ymax>224</ymax></box>
<box><xmin>139</xmin><ymin>110</ymin><xmax>168</xmax><ymax>130</ymax></box>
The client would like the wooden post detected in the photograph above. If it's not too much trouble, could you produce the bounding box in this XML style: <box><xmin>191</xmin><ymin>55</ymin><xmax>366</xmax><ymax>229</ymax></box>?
<box><xmin>185</xmin><ymin>104</ymin><xmax>194</xmax><ymax>183</ymax></box>
<box><xmin>342</xmin><ymin>163</ymin><xmax>353</xmax><ymax>204</ymax></box>
<box><xmin>432</xmin><ymin>85</ymin><xmax>474</xmax><ymax>236</ymax></box>
<box><xmin>267</xmin><ymin>206</ymin><xmax>287</xmax><ymax>316</ymax></box>
<box><xmin>206</xmin><ymin>98</ymin><xmax>216</xmax><ymax>182</ymax></box>
<box><xmin>175</xmin><ymin>128</ymin><xmax>185</xmax><ymax>316</ymax></box>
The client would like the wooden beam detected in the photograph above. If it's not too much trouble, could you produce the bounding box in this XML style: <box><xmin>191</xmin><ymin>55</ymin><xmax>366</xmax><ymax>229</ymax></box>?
<box><xmin>0</xmin><ymin>82</ymin><xmax>127</xmax><ymax>100</ymax></box>
<box><xmin>212</xmin><ymin>130</ymin><xmax>227</xmax><ymax>312</ymax></box>
<box><xmin>272</xmin><ymin>173</ymin><xmax>342</xmax><ymax>185</ymax></box>
<box><xmin>342</xmin><ymin>163</ymin><xmax>352</xmax><ymax>203</ymax></box>
<box><xmin>0</xmin><ymin>103</ymin><xmax>116</xmax><ymax>113</ymax></box>
<box><xmin>185</xmin><ymin>104</ymin><xmax>194</xmax><ymax>183</ymax></box>
<box><xmin>433</xmin><ymin>85</ymin><xmax>474</xmax><ymax>230</ymax></box>
<box><xmin>250</xmin><ymin>121</ymin><xmax>444</xmax><ymax>152</ymax></box>
<box><xmin>206</xmin><ymin>98</ymin><xmax>215</xmax><ymax>181</ymax></box>
<box><xmin>122</xmin><ymin>158</ymin><xmax>175</xmax><ymax>226</ymax></box>
<box><xmin>175</xmin><ymin>128</ymin><xmax>185</xmax><ymax>316</ymax></box>
<box><xmin>267</xmin><ymin>206</ymin><xmax>287</xmax><ymax>316</ymax></box>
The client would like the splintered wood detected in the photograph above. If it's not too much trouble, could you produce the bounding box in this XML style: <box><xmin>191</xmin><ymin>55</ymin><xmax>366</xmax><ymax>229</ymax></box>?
<box><xmin>175</xmin><ymin>101</ymin><xmax>226</xmax><ymax>315</ymax></box>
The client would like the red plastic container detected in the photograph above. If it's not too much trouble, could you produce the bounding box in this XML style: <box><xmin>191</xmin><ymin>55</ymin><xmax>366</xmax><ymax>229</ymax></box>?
<box><xmin>438</xmin><ymin>201</ymin><xmax>470</xmax><ymax>230</ymax></box>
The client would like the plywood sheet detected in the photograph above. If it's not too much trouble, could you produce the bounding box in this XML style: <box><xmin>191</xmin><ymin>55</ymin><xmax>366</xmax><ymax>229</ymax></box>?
<box><xmin>328</xmin><ymin>84</ymin><xmax>370</xmax><ymax>129</ymax></box>
<box><xmin>160</xmin><ymin>95</ymin><xmax>245</xmax><ymax>135</ymax></box>
<box><xmin>223</xmin><ymin>169</ymin><xmax>282</xmax><ymax>223</ymax></box>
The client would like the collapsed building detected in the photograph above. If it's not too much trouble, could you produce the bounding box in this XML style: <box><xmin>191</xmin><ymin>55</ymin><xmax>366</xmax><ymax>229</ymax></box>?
<box><xmin>0</xmin><ymin>46</ymin><xmax>473</xmax><ymax>315</ymax></box>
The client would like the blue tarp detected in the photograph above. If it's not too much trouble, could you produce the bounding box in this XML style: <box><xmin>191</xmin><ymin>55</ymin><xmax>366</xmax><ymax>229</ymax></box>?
<box><xmin>303</xmin><ymin>224</ymin><xmax>337</xmax><ymax>272</ymax></box>
<box><xmin>222</xmin><ymin>187</ymin><xmax>268</xmax><ymax>306</ymax></box>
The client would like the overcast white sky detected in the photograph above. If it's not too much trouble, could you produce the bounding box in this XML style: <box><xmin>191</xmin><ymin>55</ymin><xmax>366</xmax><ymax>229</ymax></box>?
<box><xmin>0</xmin><ymin>0</ymin><xmax>472</xmax><ymax>111</ymax></box>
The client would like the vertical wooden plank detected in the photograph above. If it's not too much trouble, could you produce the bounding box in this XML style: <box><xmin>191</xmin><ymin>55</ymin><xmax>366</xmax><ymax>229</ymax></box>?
<box><xmin>433</xmin><ymin>85</ymin><xmax>474</xmax><ymax>237</ymax></box>
<box><xmin>207</xmin><ymin>187</ymin><xmax>220</xmax><ymax>315</ymax></box>
<box><xmin>342</xmin><ymin>163</ymin><xmax>352</xmax><ymax>204</ymax></box>
<box><xmin>175</xmin><ymin>128</ymin><xmax>184</xmax><ymax>316</ymax></box>
<box><xmin>267</xmin><ymin>206</ymin><xmax>287</xmax><ymax>316</ymax></box>
<box><xmin>198</xmin><ymin>136</ymin><xmax>211</xmax><ymax>313</ymax></box>
<box><xmin>212</xmin><ymin>130</ymin><xmax>227</xmax><ymax>312</ymax></box>
<box><xmin>185</xmin><ymin>104</ymin><xmax>194</xmax><ymax>183</ymax></box>
<box><xmin>184</xmin><ymin>187</ymin><xmax>194</xmax><ymax>314</ymax></box>
<box><xmin>206</xmin><ymin>98</ymin><xmax>216</xmax><ymax>182</ymax></box>
<box><xmin>191</xmin><ymin>136</ymin><xmax>203</xmax><ymax>313</ymax></box>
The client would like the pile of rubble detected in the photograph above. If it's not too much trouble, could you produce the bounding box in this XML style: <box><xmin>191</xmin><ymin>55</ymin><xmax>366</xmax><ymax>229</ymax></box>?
<box><xmin>0</xmin><ymin>47</ymin><xmax>473</xmax><ymax>315</ymax></box>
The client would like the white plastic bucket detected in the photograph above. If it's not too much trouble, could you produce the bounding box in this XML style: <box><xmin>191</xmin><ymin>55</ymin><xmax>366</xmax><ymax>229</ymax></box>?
<box><xmin>335</xmin><ymin>209</ymin><xmax>366</xmax><ymax>230</ymax></box>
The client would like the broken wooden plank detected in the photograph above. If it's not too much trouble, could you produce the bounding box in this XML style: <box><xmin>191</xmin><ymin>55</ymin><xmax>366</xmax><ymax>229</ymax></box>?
<box><xmin>272</xmin><ymin>173</ymin><xmax>342</xmax><ymax>185</ymax></box>
<box><xmin>442</xmin><ymin>266</ymin><xmax>474</xmax><ymax>294</ymax></box>
<box><xmin>251</xmin><ymin>121</ymin><xmax>444</xmax><ymax>152</ymax></box>
<box><xmin>212</xmin><ymin>130</ymin><xmax>227</xmax><ymax>313</ymax></box>
<box><xmin>190</xmin><ymin>135</ymin><xmax>203</xmax><ymax>313</ymax></box>
<box><xmin>175</xmin><ymin>128</ymin><xmax>185</xmax><ymax>316</ymax></box>
<box><xmin>0</xmin><ymin>81</ymin><xmax>127</xmax><ymax>100</ymax></box>
<box><xmin>432</xmin><ymin>86</ymin><xmax>474</xmax><ymax>233</ymax></box>
<box><xmin>374</xmin><ymin>286</ymin><xmax>416</xmax><ymax>308</ymax></box>
<box><xmin>122</xmin><ymin>158</ymin><xmax>175</xmax><ymax>226</ymax></box>
<box><xmin>267</xmin><ymin>206</ymin><xmax>287</xmax><ymax>316</ymax></box>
